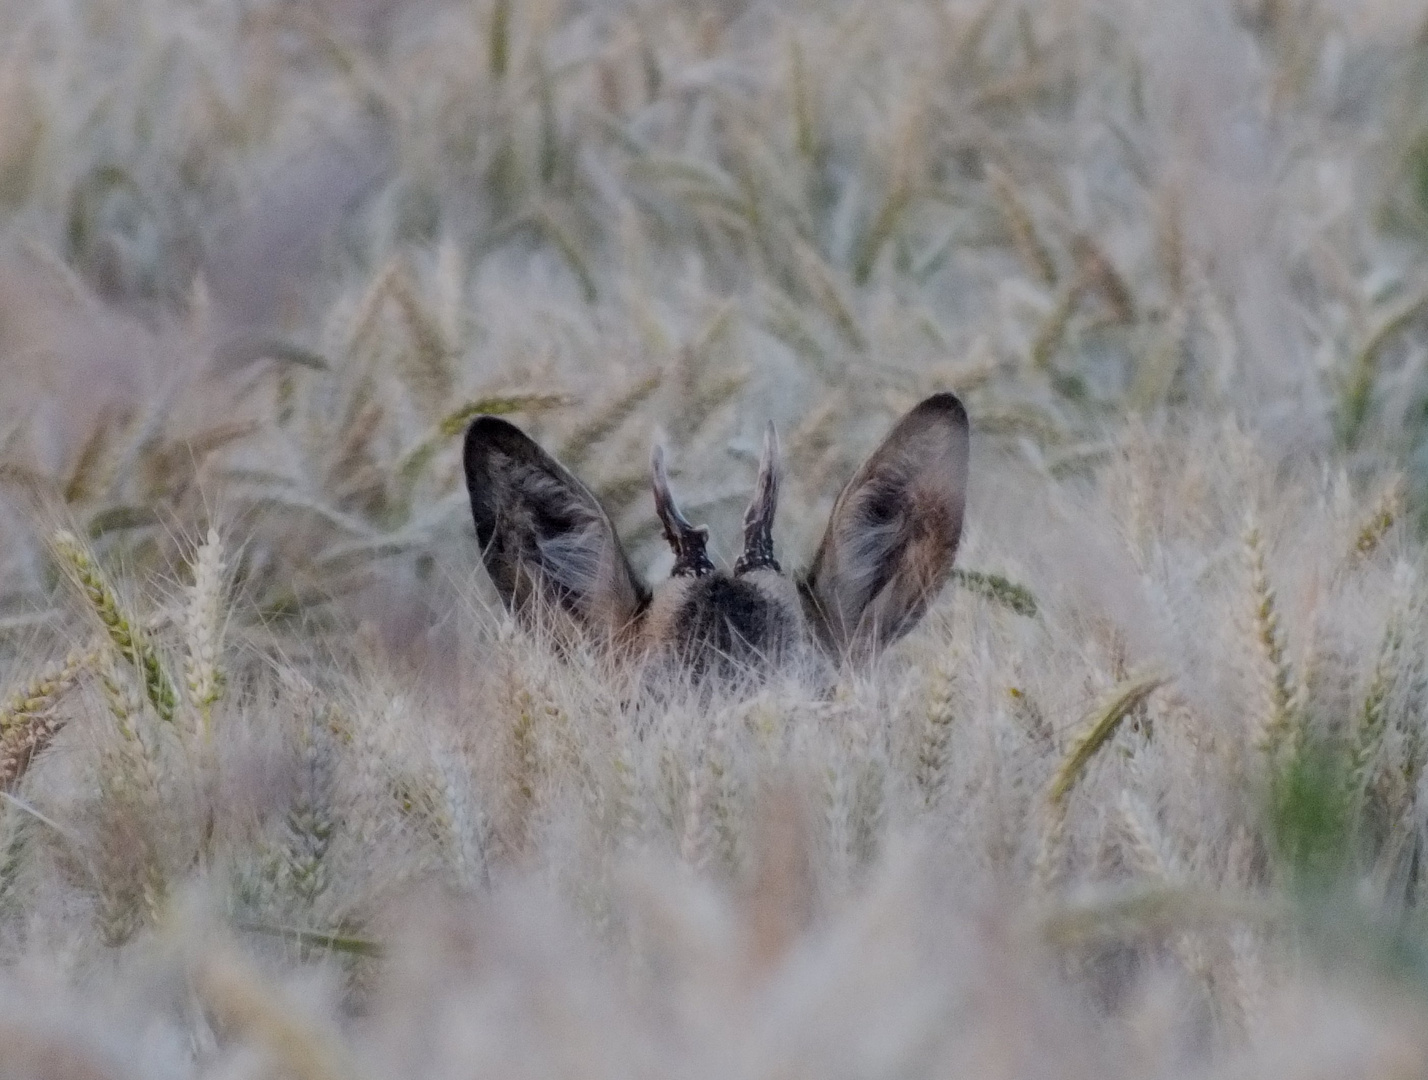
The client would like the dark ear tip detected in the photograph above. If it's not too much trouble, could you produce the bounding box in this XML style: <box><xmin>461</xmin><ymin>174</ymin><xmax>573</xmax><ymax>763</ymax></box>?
<box><xmin>465</xmin><ymin>414</ymin><xmax>523</xmax><ymax>442</ymax></box>
<box><xmin>914</xmin><ymin>392</ymin><xmax>968</xmax><ymax>427</ymax></box>
<box><xmin>464</xmin><ymin>415</ymin><xmax>534</xmax><ymax>465</ymax></box>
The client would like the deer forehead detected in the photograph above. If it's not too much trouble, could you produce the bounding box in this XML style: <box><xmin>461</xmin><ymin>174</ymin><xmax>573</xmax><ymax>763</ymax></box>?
<box><xmin>642</xmin><ymin>568</ymin><xmax>806</xmax><ymax>671</ymax></box>
<box><xmin>645</xmin><ymin>566</ymin><xmax>801</xmax><ymax>635</ymax></box>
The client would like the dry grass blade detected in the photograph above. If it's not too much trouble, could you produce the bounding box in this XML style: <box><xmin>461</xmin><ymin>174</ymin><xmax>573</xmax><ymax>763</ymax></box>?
<box><xmin>387</xmin><ymin>392</ymin><xmax>571</xmax><ymax>502</ymax></box>
<box><xmin>236</xmin><ymin>922</ymin><xmax>383</xmax><ymax>957</ymax></box>
<box><xmin>195</xmin><ymin>943</ymin><xmax>360</xmax><ymax>1080</ymax></box>
<box><xmin>1030</xmin><ymin>279</ymin><xmax>1082</xmax><ymax>371</ymax></box>
<box><xmin>1340</xmin><ymin>287</ymin><xmax>1428</xmax><ymax>447</ymax></box>
<box><xmin>436</xmin><ymin>393</ymin><xmax>572</xmax><ymax>440</ymax></box>
<box><xmin>1047</xmin><ymin>670</ymin><xmax>1167</xmax><ymax>807</ymax></box>
<box><xmin>1036</xmin><ymin>883</ymin><xmax>1287</xmax><ymax>949</ymax></box>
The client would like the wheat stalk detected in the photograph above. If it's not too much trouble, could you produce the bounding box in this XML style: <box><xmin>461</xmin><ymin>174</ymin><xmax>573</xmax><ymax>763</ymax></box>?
<box><xmin>436</xmin><ymin>392</ymin><xmax>573</xmax><ymax>439</ymax></box>
<box><xmin>848</xmin><ymin>714</ymin><xmax>886</xmax><ymax>871</ymax></box>
<box><xmin>1071</xmin><ymin>235</ymin><xmax>1134</xmax><ymax>324</ymax></box>
<box><xmin>794</xmin><ymin>240</ymin><xmax>867</xmax><ymax>352</ymax></box>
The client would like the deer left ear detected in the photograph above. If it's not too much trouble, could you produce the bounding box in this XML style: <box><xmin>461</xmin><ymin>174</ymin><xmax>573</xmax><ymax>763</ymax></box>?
<box><xmin>464</xmin><ymin>416</ymin><xmax>648</xmax><ymax>640</ymax></box>
<box><xmin>801</xmin><ymin>393</ymin><xmax>969</xmax><ymax>658</ymax></box>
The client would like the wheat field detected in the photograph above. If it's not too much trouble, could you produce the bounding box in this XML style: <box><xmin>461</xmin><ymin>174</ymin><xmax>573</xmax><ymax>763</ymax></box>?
<box><xmin>3</xmin><ymin>0</ymin><xmax>1428</xmax><ymax>1075</ymax></box>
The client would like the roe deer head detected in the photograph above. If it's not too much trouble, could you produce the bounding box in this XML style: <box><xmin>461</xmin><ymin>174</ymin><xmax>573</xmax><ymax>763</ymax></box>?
<box><xmin>463</xmin><ymin>393</ymin><xmax>969</xmax><ymax>672</ymax></box>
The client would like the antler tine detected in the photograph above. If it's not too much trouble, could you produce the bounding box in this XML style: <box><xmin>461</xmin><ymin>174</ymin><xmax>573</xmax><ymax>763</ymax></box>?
<box><xmin>735</xmin><ymin>421</ymin><xmax>781</xmax><ymax>575</ymax></box>
<box><xmin>651</xmin><ymin>444</ymin><xmax>714</xmax><ymax>578</ymax></box>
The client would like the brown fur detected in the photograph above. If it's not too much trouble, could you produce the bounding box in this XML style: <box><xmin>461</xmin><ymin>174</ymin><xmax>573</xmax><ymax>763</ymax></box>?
<box><xmin>463</xmin><ymin>393</ymin><xmax>969</xmax><ymax>673</ymax></box>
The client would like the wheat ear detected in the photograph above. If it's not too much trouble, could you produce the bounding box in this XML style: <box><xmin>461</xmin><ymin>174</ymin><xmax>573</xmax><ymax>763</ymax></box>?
<box><xmin>1243</xmin><ymin>522</ymin><xmax>1297</xmax><ymax>758</ymax></box>
<box><xmin>1349</xmin><ymin>613</ymin><xmax>1402</xmax><ymax>801</ymax></box>
<box><xmin>52</xmin><ymin>530</ymin><xmax>176</xmax><ymax>722</ymax></box>
<box><xmin>1350</xmin><ymin>477</ymin><xmax>1402</xmax><ymax>562</ymax></box>
<box><xmin>916</xmin><ymin>661</ymin><xmax>957</xmax><ymax>810</ymax></box>
<box><xmin>0</xmin><ymin>644</ymin><xmax>96</xmax><ymax>788</ymax></box>
<box><xmin>183</xmin><ymin>528</ymin><xmax>226</xmax><ymax>737</ymax></box>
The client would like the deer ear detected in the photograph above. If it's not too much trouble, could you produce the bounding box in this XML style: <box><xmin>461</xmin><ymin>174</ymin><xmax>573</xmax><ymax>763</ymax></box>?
<box><xmin>464</xmin><ymin>417</ymin><xmax>648</xmax><ymax>640</ymax></box>
<box><xmin>802</xmin><ymin>393</ymin><xmax>969</xmax><ymax>658</ymax></box>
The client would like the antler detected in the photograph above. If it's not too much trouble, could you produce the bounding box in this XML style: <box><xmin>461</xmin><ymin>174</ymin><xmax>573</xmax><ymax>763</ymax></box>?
<box><xmin>651</xmin><ymin>444</ymin><xmax>715</xmax><ymax>578</ymax></box>
<box><xmin>735</xmin><ymin>421</ymin><xmax>781</xmax><ymax>575</ymax></box>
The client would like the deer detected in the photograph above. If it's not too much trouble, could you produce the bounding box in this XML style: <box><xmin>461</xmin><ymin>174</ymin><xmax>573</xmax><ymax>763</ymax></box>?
<box><xmin>463</xmin><ymin>392</ymin><xmax>969</xmax><ymax>675</ymax></box>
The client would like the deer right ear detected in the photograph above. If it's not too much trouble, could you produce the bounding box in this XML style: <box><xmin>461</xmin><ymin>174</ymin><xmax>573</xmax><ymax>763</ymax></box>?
<box><xmin>801</xmin><ymin>393</ymin><xmax>969</xmax><ymax>659</ymax></box>
<box><xmin>464</xmin><ymin>417</ymin><xmax>648</xmax><ymax>640</ymax></box>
